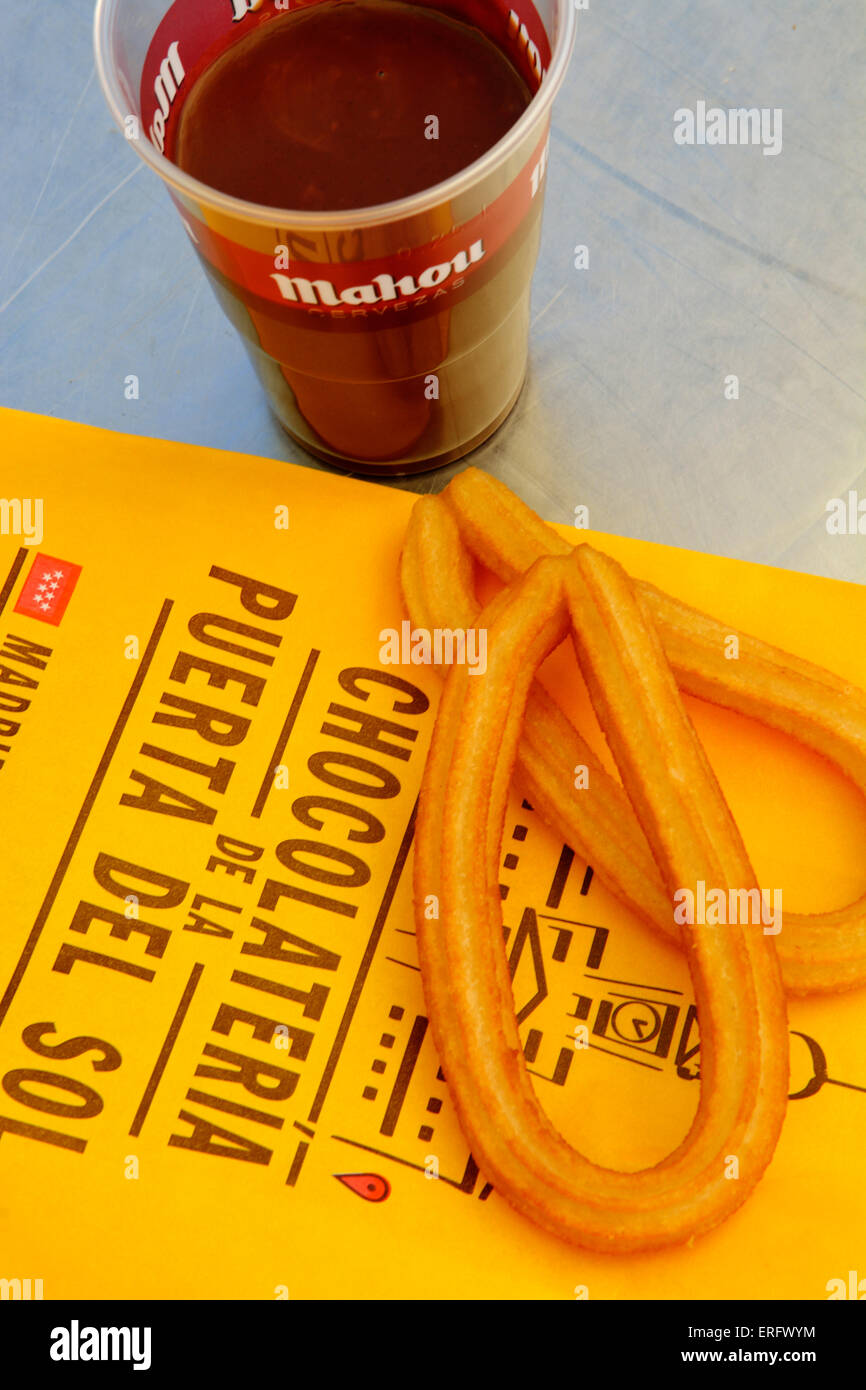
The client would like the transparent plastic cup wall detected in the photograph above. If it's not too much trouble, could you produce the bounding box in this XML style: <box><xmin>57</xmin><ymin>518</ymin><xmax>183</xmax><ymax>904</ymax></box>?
<box><xmin>94</xmin><ymin>0</ymin><xmax>575</xmax><ymax>474</ymax></box>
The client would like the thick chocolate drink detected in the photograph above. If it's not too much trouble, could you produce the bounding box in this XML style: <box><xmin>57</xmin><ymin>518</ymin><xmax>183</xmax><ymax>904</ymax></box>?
<box><xmin>174</xmin><ymin>0</ymin><xmax>532</xmax><ymax>210</ymax></box>
<box><xmin>168</xmin><ymin>1</ymin><xmax>545</xmax><ymax>473</ymax></box>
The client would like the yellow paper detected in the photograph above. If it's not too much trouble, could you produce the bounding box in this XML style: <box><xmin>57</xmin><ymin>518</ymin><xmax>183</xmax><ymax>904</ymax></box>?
<box><xmin>0</xmin><ymin>407</ymin><xmax>863</xmax><ymax>1301</ymax></box>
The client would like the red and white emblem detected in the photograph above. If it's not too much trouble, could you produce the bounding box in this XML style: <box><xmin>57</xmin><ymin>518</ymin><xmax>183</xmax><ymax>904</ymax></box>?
<box><xmin>14</xmin><ymin>554</ymin><xmax>82</xmax><ymax>626</ymax></box>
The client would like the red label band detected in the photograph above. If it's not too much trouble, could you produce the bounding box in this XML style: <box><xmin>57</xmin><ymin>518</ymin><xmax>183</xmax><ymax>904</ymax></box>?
<box><xmin>171</xmin><ymin>127</ymin><xmax>549</xmax><ymax>316</ymax></box>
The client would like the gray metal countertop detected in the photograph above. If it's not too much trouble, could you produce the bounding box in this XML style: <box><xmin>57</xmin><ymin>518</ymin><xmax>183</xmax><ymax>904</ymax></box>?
<box><xmin>1</xmin><ymin>0</ymin><xmax>863</xmax><ymax>582</ymax></box>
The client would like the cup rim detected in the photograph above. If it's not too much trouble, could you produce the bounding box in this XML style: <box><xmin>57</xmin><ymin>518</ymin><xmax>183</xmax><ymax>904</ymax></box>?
<box><xmin>93</xmin><ymin>0</ymin><xmax>576</xmax><ymax>229</ymax></box>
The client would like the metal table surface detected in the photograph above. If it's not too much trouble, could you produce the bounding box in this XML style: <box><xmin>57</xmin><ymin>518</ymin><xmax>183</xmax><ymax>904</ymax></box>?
<box><xmin>1</xmin><ymin>0</ymin><xmax>863</xmax><ymax>583</ymax></box>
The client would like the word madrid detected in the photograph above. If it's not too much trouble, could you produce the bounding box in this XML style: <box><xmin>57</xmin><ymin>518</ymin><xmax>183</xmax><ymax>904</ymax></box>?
<box><xmin>271</xmin><ymin>240</ymin><xmax>485</xmax><ymax>307</ymax></box>
<box><xmin>379</xmin><ymin>622</ymin><xmax>487</xmax><ymax>675</ymax></box>
<box><xmin>673</xmin><ymin>101</ymin><xmax>782</xmax><ymax>157</ymax></box>
<box><xmin>50</xmin><ymin>1321</ymin><xmax>152</xmax><ymax>1372</ymax></box>
<box><xmin>673</xmin><ymin>881</ymin><xmax>782</xmax><ymax>935</ymax></box>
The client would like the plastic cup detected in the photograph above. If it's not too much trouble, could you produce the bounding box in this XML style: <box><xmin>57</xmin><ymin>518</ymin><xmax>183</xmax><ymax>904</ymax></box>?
<box><xmin>94</xmin><ymin>0</ymin><xmax>575</xmax><ymax>476</ymax></box>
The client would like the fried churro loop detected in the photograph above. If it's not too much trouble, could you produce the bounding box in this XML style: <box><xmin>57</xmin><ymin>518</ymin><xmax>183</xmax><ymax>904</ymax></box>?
<box><xmin>401</xmin><ymin>497</ymin><xmax>672</xmax><ymax>938</ymax></box>
<box><xmin>405</xmin><ymin>467</ymin><xmax>866</xmax><ymax>994</ymax></box>
<box><xmin>414</xmin><ymin>549</ymin><xmax>788</xmax><ymax>1252</ymax></box>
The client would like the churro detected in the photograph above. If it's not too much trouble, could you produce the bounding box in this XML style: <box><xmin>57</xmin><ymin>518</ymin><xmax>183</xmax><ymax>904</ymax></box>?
<box><xmin>400</xmin><ymin>497</ymin><xmax>671</xmax><ymax>937</ymax></box>
<box><xmin>414</xmin><ymin>549</ymin><xmax>788</xmax><ymax>1251</ymax></box>
<box><xmin>405</xmin><ymin>467</ymin><xmax>866</xmax><ymax>994</ymax></box>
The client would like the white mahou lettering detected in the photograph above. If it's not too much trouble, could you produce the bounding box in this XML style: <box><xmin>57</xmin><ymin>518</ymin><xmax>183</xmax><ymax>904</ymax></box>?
<box><xmin>149</xmin><ymin>42</ymin><xmax>185</xmax><ymax>153</ymax></box>
<box><xmin>270</xmin><ymin>239</ymin><xmax>485</xmax><ymax>307</ymax></box>
<box><xmin>269</xmin><ymin>276</ymin><xmax>342</xmax><ymax>306</ymax></box>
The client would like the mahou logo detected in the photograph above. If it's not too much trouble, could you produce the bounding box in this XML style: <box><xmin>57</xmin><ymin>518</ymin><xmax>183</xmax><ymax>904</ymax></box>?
<box><xmin>270</xmin><ymin>238</ymin><xmax>485</xmax><ymax>308</ymax></box>
<box><xmin>148</xmin><ymin>40</ymin><xmax>185</xmax><ymax>153</ymax></box>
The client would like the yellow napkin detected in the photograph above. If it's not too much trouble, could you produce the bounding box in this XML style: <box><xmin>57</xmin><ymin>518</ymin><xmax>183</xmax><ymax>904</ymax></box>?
<box><xmin>0</xmin><ymin>408</ymin><xmax>863</xmax><ymax>1299</ymax></box>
